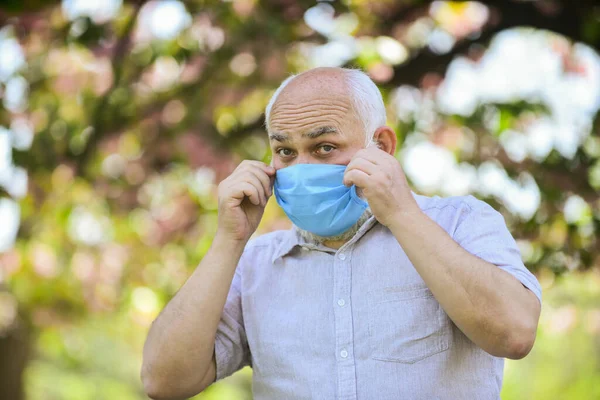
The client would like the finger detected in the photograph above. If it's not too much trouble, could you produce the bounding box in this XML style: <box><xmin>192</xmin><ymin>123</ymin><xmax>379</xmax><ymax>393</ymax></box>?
<box><xmin>239</xmin><ymin>160</ymin><xmax>276</xmax><ymax>176</ymax></box>
<box><xmin>231</xmin><ymin>163</ymin><xmax>273</xmax><ymax>200</ymax></box>
<box><xmin>343</xmin><ymin>169</ymin><xmax>370</xmax><ymax>189</ymax></box>
<box><xmin>353</xmin><ymin>147</ymin><xmax>387</xmax><ymax>165</ymax></box>
<box><xmin>246</xmin><ymin>165</ymin><xmax>273</xmax><ymax>197</ymax></box>
<box><xmin>242</xmin><ymin>172</ymin><xmax>268</xmax><ymax>206</ymax></box>
<box><xmin>234</xmin><ymin>182</ymin><xmax>261</xmax><ymax>206</ymax></box>
<box><xmin>345</xmin><ymin>157</ymin><xmax>378</xmax><ymax>177</ymax></box>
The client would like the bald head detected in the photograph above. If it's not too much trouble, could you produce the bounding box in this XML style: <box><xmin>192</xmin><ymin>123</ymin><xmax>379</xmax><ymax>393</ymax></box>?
<box><xmin>265</xmin><ymin>67</ymin><xmax>386</xmax><ymax>145</ymax></box>
<box><xmin>265</xmin><ymin>67</ymin><xmax>389</xmax><ymax>170</ymax></box>
<box><xmin>276</xmin><ymin>67</ymin><xmax>352</xmax><ymax>103</ymax></box>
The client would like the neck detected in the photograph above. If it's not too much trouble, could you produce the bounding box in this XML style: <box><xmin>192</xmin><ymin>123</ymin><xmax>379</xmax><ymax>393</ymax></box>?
<box><xmin>296</xmin><ymin>208</ymin><xmax>374</xmax><ymax>250</ymax></box>
<box><xmin>322</xmin><ymin>238</ymin><xmax>347</xmax><ymax>250</ymax></box>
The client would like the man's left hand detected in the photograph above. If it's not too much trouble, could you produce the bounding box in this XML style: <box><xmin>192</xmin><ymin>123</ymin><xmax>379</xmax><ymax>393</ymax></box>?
<box><xmin>343</xmin><ymin>147</ymin><xmax>420</xmax><ymax>227</ymax></box>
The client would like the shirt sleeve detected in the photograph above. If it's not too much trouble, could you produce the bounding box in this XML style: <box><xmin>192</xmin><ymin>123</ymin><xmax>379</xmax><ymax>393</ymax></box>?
<box><xmin>452</xmin><ymin>196</ymin><xmax>542</xmax><ymax>305</ymax></box>
<box><xmin>214</xmin><ymin>250</ymin><xmax>252</xmax><ymax>381</ymax></box>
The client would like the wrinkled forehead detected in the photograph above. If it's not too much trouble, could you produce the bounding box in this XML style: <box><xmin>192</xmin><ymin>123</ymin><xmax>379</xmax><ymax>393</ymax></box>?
<box><xmin>268</xmin><ymin>73</ymin><xmax>361</xmax><ymax>140</ymax></box>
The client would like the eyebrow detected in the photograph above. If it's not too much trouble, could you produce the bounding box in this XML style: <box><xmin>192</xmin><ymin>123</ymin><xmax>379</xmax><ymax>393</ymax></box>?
<box><xmin>269</xmin><ymin>133</ymin><xmax>289</xmax><ymax>142</ymax></box>
<box><xmin>269</xmin><ymin>126</ymin><xmax>339</xmax><ymax>142</ymax></box>
<box><xmin>303</xmin><ymin>126</ymin><xmax>338</xmax><ymax>139</ymax></box>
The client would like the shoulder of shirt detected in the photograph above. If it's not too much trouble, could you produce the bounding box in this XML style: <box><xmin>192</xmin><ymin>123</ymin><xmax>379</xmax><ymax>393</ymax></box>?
<box><xmin>242</xmin><ymin>229</ymin><xmax>294</xmax><ymax>255</ymax></box>
<box><xmin>238</xmin><ymin>229</ymin><xmax>298</xmax><ymax>265</ymax></box>
<box><xmin>413</xmin><ymin>192</ymin><xmax>498</xmax><ymax>215</ymax></box>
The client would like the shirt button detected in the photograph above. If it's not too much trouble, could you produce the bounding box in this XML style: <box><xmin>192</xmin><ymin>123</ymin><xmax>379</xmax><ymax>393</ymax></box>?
<box><xmin>340</xmin><ymin>349</ymin><xmax>348</xmax><ymax>358</ymax></box>
<box><xmin>338</xmin><ymin>253</ymin><xmax>346</xmax><ymax>260</ymax></box>
<box><xmin>337</xmin><ymin>298</ymin><xmax>346</xmax><ymax>307</ymax></box>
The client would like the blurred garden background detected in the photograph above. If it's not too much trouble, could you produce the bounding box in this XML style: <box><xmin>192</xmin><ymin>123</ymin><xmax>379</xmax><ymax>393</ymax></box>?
<box><xmin>0</xmin><ymin>0</ymin><xmax>599</xmax><ymax>399</ymax></box>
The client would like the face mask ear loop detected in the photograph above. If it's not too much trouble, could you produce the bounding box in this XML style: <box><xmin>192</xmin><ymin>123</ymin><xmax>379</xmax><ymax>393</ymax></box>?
<box><xmin>365</xmin><ymin>134</ymin><xmax>382</xmax><ymax>150</ymax></box>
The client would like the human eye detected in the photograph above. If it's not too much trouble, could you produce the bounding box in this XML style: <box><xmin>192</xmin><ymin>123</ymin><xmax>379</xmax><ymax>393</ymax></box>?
<box><xmin>315</xmin><ymin>144</ymin><xmax>336</xmax><ymax>156</ymax></box>
<box><xmin>276</xmin><ymin>148</ymin><xmax>295</xmax><ymax>158</ymax></box>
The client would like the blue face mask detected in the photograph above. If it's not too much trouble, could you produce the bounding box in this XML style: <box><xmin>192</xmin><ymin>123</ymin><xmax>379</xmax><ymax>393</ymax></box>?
<box><xmin>273</xmin><ymin>163</ymin><xmax>369</xmax><ymax>237</ymax></box>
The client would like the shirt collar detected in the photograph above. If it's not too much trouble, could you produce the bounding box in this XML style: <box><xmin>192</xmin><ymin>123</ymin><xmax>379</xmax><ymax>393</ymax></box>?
<box><xmin>271</xmin><ymin>215</ymin><xmax>378</xmax><ymax>263</ymax></box>
<box><xmin>270</xmin><ymin>225</ymin><xmax>324</xmax><ymax>263</ymax></box>
<box><xmin>270</xmin><ymin>190</ymin><xmax>424</xmax><ymax>263</ymax></box>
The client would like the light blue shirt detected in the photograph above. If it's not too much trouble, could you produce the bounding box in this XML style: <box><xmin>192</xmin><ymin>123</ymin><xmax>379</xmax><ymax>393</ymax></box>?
<box><xmin>213</xmin><ymin>192</ymin><xmax>542</xmax><ymax>399</ymax></box>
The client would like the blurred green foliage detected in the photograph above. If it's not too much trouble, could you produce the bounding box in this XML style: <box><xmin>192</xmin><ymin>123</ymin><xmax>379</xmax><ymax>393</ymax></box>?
<box><xmin>501</xmin><ymin>271</ymin><xmax>600</xmax><ymax>400</ymax></box>
<box><xmin>0</xmin><ymin>0</ymin><xmax>598</xmax><ymax>399</ymax></box>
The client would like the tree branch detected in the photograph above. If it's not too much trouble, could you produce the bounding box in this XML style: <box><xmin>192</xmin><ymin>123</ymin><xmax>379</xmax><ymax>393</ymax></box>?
<box><xmin>71</xmin><ymin>0</ymin><xmax>146</xmax><ymax>177</ymax></box>
<box><xmin>385</xmin><ymin>0</ymin><xmax>592</xmax><ymax>88</ymax></box>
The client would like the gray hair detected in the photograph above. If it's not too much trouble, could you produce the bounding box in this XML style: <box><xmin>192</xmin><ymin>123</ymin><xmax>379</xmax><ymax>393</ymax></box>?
<box><xmin>265</xmin><ymin>68</ymin><xmax>387</xmax><ymax>146</ymax></box>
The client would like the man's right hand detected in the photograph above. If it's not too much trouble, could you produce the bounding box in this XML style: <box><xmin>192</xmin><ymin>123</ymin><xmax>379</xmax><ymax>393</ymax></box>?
<box><xmin>216</xmin><ymin>160</ymin><xmax>276</xmax><ymax>242</ymax></box>
<box><xmin>143</xmin><ymin>161</ymin><xmax>275</xmax><ymax>399</ymax></box>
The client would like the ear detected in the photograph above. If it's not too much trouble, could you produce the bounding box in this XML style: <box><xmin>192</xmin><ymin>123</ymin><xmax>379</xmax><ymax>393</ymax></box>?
<box><xmin>373</xmin><ymin>126</ymin><xmax>397</xmax><ymax>156</ymax></box>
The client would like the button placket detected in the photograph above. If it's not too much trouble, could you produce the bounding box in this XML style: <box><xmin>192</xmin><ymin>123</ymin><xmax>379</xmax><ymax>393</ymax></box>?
<box><xmin>333</xmin><ymin>245</ymin><xmax>357</xmax><ymax>400</ymax></box>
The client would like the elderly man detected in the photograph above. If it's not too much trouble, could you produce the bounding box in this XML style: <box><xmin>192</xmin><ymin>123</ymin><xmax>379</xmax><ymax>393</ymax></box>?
<box><xmin>142</xmin><ymin>67</ymin><xmax>542</xmax><ymax>400</ymax></box>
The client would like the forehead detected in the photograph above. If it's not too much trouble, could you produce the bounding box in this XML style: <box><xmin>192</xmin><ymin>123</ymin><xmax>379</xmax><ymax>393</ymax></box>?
<box><xmin>268</xmin><ymin>72</ymin><xmax>361</xmax><ymax>140</ymax></box>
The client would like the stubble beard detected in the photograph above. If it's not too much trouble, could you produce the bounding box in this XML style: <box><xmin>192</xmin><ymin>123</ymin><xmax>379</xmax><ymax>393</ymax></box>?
<box><xmin>296</xmin><ymin>207</ymin><xmax>373</xmax><ymax>244</ymax></box>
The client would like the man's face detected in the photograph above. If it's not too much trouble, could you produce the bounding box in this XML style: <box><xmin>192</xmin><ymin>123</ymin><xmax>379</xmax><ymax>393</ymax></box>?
<box><xmin>267</xmin><ymin>69</ymin><xmax>366</xmax><ymax>170</ymax></box>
